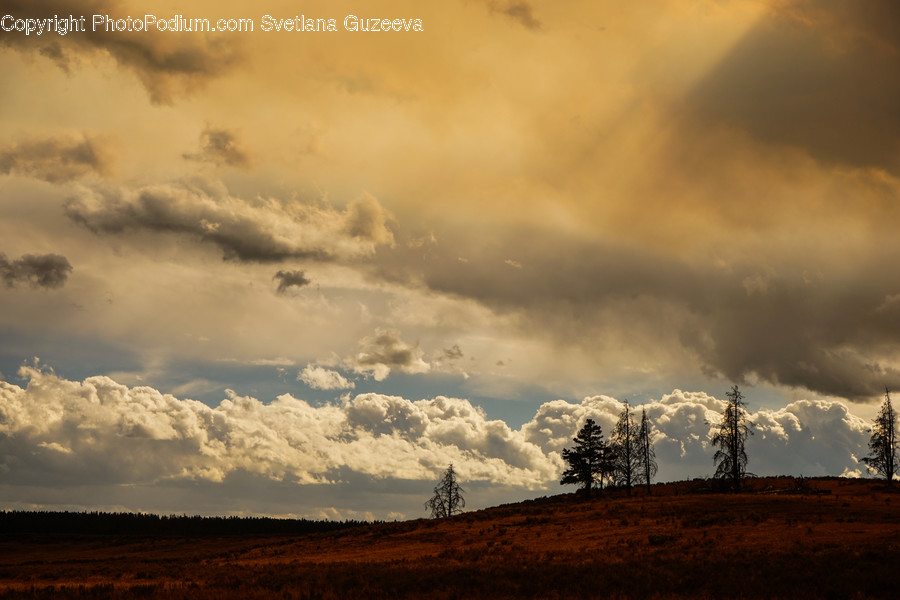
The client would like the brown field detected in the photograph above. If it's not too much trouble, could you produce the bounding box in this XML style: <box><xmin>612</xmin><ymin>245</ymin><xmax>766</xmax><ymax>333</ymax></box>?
<box><xmin>1</xmin><ymin>477</ymin><xmax>899</xmax><ymax>599</ymax></box>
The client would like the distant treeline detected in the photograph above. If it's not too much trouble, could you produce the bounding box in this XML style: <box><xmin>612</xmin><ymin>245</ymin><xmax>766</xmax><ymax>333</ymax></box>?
<box><xmin>0</xmin><ymin>511</ymin><xmax>374</xmax><ymax>536</ymax></box>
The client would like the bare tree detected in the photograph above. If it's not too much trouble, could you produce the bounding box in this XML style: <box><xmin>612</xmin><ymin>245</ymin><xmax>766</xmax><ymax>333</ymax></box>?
<box><xmin>425</xmin><ymin>464</ymin><xmax>465</xmax><ymax>518</ymax></box>
<box><xmin>610</xmin><ymin>401</ymin><xmax>640</xmax><ymax>493</ymax></box>
<box><xmin>635</xmin><ymin>407</ymin><xmax>658</xmax><ymax>494</ymax></box>
<box><xmin>560</xmin><ymin>418</ymin><xmax>613</xmax><ymax>495</ymax></box>
<box><xmin>712</xmin><ymin>385</ymin><xmax>753</xmax><ymax>491</ymax></box>
<box><xmin>862</xmin><ymin>388</ymin><xmax>898</xmax><ymax>484</ymax></box>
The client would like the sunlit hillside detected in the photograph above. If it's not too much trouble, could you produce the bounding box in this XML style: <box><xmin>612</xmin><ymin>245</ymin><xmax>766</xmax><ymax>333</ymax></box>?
<box><xmin>1</xmin><ymin>477</ymin><xmax>898</xmax><ymax>599</ymax></box>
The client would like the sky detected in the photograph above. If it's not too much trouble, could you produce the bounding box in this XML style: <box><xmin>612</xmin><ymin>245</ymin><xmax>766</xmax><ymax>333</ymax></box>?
<box><xmin>1</xmin><ymin>0</ymin><xmax>898</xmax><ymax>520</ymax></box>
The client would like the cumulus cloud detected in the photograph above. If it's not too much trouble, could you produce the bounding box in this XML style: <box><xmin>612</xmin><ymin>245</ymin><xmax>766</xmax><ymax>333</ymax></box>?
<box><xmin>0</xmin><ymin>253</ymin><xmax>73</xmax><ymax>289</ymax></box>
<box><xmin>348</xmin><ymin>329</ymin><xmax>431</xmax><ymax>381</ymax></box>
<box><xmin>0</xmin><ymin>0</ymin><xmax>240</xmax><ymax>104</ymax></box>
<box><xmin>0</xmin><ymin>366</ymin><xmax>554</xmax><ymax>491</ymax></box>
<box><xmin>64</xmin><ymin>180</ymin><xmax>394</xmax><ymax>263</ymax></box>
<box><xmin>0</xmin><ymin>134</ymin><xmax>111</xmax><ymax>182</ymax></box>
<box><xmin>273</xmin><ymin>270</ymin><xmax>311</xmax><ymax>294</ymax></box>
<box><xmin>0</xmin><ymin>368</ymin><xmax>877</xmax><ymax>516</ymax></box>
<box><xmin>298</xmin><ymin>365</ymin><xmax>354</xmax><ymax>391</ymax></box>
<box><xmin>750</xmin><ymin>399</ymin><xmax>871</xmax><ymax>477</ymax></box>
<box><xmin>183</xmin><ymin>127</ymin><xmax>251</xmax><ymax>169</ymax></box>
<box><xmin>522</xmin><ymin>389</ymin><xmax>871</xmax><ymax>481</ymax></box>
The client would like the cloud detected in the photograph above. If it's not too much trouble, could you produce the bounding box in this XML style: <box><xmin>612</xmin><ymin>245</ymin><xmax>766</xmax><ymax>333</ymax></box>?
<box><xmin>750</xmin><ymin>399</ymin><xmax>871</xmax><ymax>477</ymax></box>
<box><xmin>486</xmin><ymin>1</ymin><xmax>542</xmax><ymax>31</ymax></box>
<box><xmin>688</xmin><ymin>0</ymin><xmax>900</xmax><ymax>173</ymax></box>
<box><xmin>0</xmin><ymin>367</ymin><xmax>876</xmax><ymax>515</ymax></box>
<box><xmin>64</xmin><ymin>180</ymin><xmax>394</xmax><ymax>263</ymax></box>
<box><xmin>298</xmin><ymin>365</ymin><xmax>354</xmax><ymax>391</ymax></box>
<box><xmin>342</xmin><ymin>193</ymin><xmax>395</xmax><ymax>247</ymax></box>
<box><xmin>522</xmin><ymin>389</ymin><xmax>870</xmax><ymax>481</ymax></box>
<box><xmin>0</xmin><ymin>0</ymin><xmax>240</xmax><ymax>104</ymax></box>
<box><xmin>273</xmin><ymin>270</ymin><xmax>311</xmax><ymax>294</ymax></box>
<box><xmin>374</xmin><ymin>221</ymin><xmax>900</xmax><ymax>401</ymax></box>
<box><xmin>183</xmin><ymin>127</ymin><xmax>251</xmax><ymax>169</ymax></box>
<box><xmin>0</xmin><ymin>134</ymin><xmax>112</xmax><ymax>182</ymax></box>
<box><xmin>0</xmin><ymin>253</ymin><xmax>73</xmax><ymax>289</ymax></box>
<box><xmin>0</xmin><ymin>366</ymin><xmax>554</xmax><ymax>493</ymax></box>
<box><xmin>443</xmin><ymin>345</ymin><xmax>464</xmax><ymax>361</ymax></box>
<box><xmin>348</xmin><ymin>329</ymin><xmax>431</xmax><ymax>381</ymax></box>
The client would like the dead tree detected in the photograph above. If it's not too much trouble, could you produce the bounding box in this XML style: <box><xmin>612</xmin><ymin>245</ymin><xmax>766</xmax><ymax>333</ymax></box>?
<box><xmin>636</xmin><ymin>407</ymin><xmax>658</xmax><ymax>493</ymax></box>
<box><xmin>611</xmin><ymin>402</ymin><xmax>640</xmax><ymax>493</ymax></box>
<box><xmin>712</xmin><ymin>385</ymin><xmax>753</xmax><ymax>491</ymax></box>
<box><xmin>425</xmin><ymin>464</ymin><xmax>465</xmax><ymax>518</ymax></box>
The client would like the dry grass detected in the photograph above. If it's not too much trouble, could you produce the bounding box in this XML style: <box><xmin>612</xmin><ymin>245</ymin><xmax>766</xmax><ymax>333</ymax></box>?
<box><xmin>1</xmin><ymin>477</ymin><xmax>898</xmax><ymax>598</ymax></box>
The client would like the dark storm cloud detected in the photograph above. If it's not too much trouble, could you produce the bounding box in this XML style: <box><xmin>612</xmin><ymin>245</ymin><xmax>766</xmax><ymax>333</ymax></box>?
<box><xmin>183</xmin><ymin>127</ymin><xmax>251</xmax><ymax>169</ymax></box>
<box><xmin>0</xmin><ymin>134</ymin><xmax>111</xmax><ymax>183</ymax></box>
<box><xmin>0</xmin><ymin>253</ymin><xmax>73</xmax><ymax>289</ymax></box>
<box><xmin>392</xmin><ymin>228</ymin><xmax>700</xmax><ymax>309</ymax></box>
<box><xmin>688</xmin><ymin>0</ymin><xmax>900</xmax><ymax>172</ymax></box>
<box><xmin>375</xmin><ymin>224</ymin><xmax>900</xmax><ymax>401</ymax></box>
<box><xmin>0</xmin><ymin>0</ymin><xmax>239</xmax><ymax>104</ymax></box>
<box><xmin>64</xmin><ymin>182</ymin><xmax>393</xmax><ymax>263</ymax></box>
<box><xmin>273</xmin><ymin>270</ymin><xmax>311</xmax><ymax>294</ymax></box>
<box><xmin>683</xmin><ymin>263</ymin><xmax>900</xmax><ymax>401</ymax></box>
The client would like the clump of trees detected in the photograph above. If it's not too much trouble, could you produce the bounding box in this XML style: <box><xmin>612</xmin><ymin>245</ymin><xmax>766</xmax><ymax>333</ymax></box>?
<box><xmin>610</xmin><ymin>402</ymin><xmax>658</xmax><ymax>494</ymax></box>
<box><xmin>712</xmin><ymin>385</ymin><xmax>753</xmax><ymax>491</ymax></box>
<box><xmin>425</xmin><ymin>464</ymin><xmax>465</xmax><ymax>518</ymax></box>
<box><xmin>862</xmin><ymin>388</ymin><xmax>897</xmax><ymax>484</ymax></box>
<box><xmin>610</xmin><ymin>402</ymin><xmax>639</xmax><ymax>493</ymax></box>
<box><xmin>557</xmin><ymin>382</ymin><xmax>900</xmax><ymax>495</ymax></box>
<box><xmin>560</xmin><ymin>405</ymin><xmax>658</xmax><ymax>495</ymax></box>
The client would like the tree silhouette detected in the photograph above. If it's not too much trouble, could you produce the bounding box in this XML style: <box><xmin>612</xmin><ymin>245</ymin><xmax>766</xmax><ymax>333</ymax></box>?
<box><xmin>610</xmin><ymin>402</ymin><xmax>640</xmax><ymax>493</ymax></box>
<box><xmin>861</xmin><ymin>388</ymin><xmax>898</xmax><ymax>484</ymax></box>
<box><xmin>560</xmin><ymin>418</ymin><xmax>612</xmax><ymax>495</ymax></box>
<box><xmin>712</xmin><ymin>385</ymin><xmax>753</xmax><ymax>491</ymax></box>
<box><xmin>425</xmin><ymin>464</ymin><xmax>465</xmax><ymax>518</ymax></box>
<box><xmin>636</xmin><ymin>407</ymin><xmax>658</xmax><ymax>494</ymax></box>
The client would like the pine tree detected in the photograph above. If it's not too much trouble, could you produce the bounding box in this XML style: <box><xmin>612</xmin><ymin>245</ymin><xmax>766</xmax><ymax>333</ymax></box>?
<box><xmin>861</xmin><ymin>388</ymin><xmax>898</xmax><ymax>484</ymax></box>
<box><xmin>425</xmin><ymin>464</ymin><xmax>465</xmax><ymax>518</ymax></box>
<box><xmin>610</xmin><ymin>401</ymin><xmax>640</xmax><ymax>493</ymax></box>
<box><xmin>636</xmin><ymin>407</ymin><xmax>658</xmax><ymax>494</ymax></box>
<box><xmin>711</xmin><ymin>385</ymin><xmax>753</xmax><ymax>491</ymax></box>
<box><xmin>560</xmin><ymin>418</ymin><xmax>610</xmax><ymax>495</ymax></box>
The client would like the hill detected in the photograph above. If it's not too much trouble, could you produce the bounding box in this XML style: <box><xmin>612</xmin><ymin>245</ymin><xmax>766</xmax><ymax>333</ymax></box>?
<box><xmin>1</xmin><ymin>477</ymin><xmax>898</xmax><ymax>599</ymax></box>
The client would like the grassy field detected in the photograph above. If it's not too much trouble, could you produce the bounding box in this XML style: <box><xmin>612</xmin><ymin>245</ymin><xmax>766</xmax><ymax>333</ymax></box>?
<box><xmin>1</xmin><ymin>477</ymin><xmax>898</xmax><ymax>599</ymax></box>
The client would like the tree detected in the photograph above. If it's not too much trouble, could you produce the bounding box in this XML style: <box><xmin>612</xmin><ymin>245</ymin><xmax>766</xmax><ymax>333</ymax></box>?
<box><xmin>635</xmin><ymin>407</ymin><xmax>658</xmax><ymax>494</ymax></box>
<box><xmin>560</xmin><ymin>418</ymin><xmax>612</xmax><ymax>495</ymax></box>
<box><xmin>425</xmin><ymin>464</ymin><xmax>465</xmax><ymax>518</ymax></box>
<box><xmin>861</xmin><ymin>388</ymin><xmax>898</xmax><ymax>484</ymax></box>
<box><xmin>711</xmin><ymin>385</ymin><xmax>753</xmax><ymax>491</ymax></box>
<box><xmin>610</xmin><ymin>402</ymin><xmax>640</xmax><ymax>493</ymax></box>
